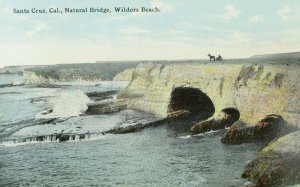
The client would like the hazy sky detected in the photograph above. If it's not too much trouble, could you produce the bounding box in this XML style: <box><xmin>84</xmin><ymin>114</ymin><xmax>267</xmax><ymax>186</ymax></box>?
<box><xmin>0</xmin><ymin>0</ymin><xmax>300</xmax><ymax>67</ymax></box>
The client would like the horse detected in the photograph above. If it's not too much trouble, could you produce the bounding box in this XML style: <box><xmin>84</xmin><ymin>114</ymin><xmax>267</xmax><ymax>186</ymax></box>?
<box><xmin>208</xmin><ymin>54</ymin><xmax>215</xmax><ymax>61</ymax></box>
<box><xmin>216</xmin><ymin>55</ymin><xmax>222</xmax><ymax>61</ymax></box>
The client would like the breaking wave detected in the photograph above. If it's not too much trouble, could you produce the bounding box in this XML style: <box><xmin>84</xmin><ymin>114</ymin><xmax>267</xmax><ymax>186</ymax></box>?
<box><xmin>36</xmin><ymin>90</ymin><xmax>91</xmax><ymax>119</ymax></box>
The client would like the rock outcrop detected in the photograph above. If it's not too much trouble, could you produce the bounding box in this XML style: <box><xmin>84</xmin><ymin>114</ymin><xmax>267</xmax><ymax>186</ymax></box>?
<box><xmin>85</xmin><ymin>90</ymin><xmax>118</xmax><ymax>101</ymax></box>
<box><xmin>242</xmin><ymin>131</ymin><xmax>300</xmax><ymax>186</ymax></box>
<box><xmin>22</xmin><ymin>62</ymin><xmax>139</xmax><ymax>84</ymax></box>
<box><xmin>113</xmin><ymin>68</ymin><xmax>135</xmax><ymax>81</ymax></box>
<box><xmin>85</xmin><ymin>99</ymin><xmax>128</xmax><ymax>115</ymax></box>
<box><xmin>221</xmin><ymin>114</ymin><xmax>294</xmax><ymax>144</ymax></box>
<box><xmin>104</xmin><ymin>110</ymin><xmax>197</xmax><ymax>134</ymax></box>
<box><xmin>23</xmin><ymin>70</ymin><xmax>56</xmax><ymax>84</ymax></box>
<box><xmin>104</xmin><ymin>119</ymin><xmax>168</xmax><ymax>134</ymax></box>
<box><xmin>190</xmin><ymin>108</ymin><xmax>240</xmax><ymax>135</ymax></box>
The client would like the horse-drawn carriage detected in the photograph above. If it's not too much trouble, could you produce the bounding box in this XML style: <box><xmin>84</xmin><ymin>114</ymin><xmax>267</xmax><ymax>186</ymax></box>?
<box><xmin>208</xmin><ymin>54</ymin><xmax>222</xmax><ymax>61</ymax></box>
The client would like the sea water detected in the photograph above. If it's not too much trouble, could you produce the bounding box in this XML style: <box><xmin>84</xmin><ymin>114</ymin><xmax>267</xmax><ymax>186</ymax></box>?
<box><xmin>0</xmin><ymin>74</ymin><xmax>261</xmax><ymax>187</ymax></box>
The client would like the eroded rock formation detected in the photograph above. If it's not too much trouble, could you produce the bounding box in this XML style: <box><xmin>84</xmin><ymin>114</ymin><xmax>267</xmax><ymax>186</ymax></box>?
<box><xmin>190</xmin><ymin>108</ymin><xmax>240</xmax><ymax>135</ymax></box>
<box><xmin>85</xmin><ymin>100</ymin><xmax>128</xmax><ymax>115</ymax></box>
<box><xmin>221</xmin><ymin>114</ymin><xmax>295</xmax><ymax>144</ymax></box>
<box><xmin>242</xmin><ymin>131</ymin><xmax>300</xmax><ymax>186</ymax></box>
<box><xmin>117</xmin><ymin>62</ymin><xmax>300</xmax><ymax>127</ymax></box>
<box><xmin>85</xmin><ymin>90</ymin><xmax>118</xmax><ymax>102</ymax></box>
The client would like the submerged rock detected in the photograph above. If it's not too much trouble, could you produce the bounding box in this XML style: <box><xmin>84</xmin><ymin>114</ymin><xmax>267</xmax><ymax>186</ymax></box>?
<box><xmin>34</xmin><ymin>116</ymin><xmax>72</xmax><ymax>125</ymax></box>
<box><xmin>104</xmin><ymin>123</ymin><xmax>145</xmax><ymax>134</ymax></box>
<box><xmin>105</xmin><ymin>118</ymin><xmax>169</xmax><ymax>134</ymax></box>
<box><xmin>190</xmin><ymin>107</ymin><xmax>240</xmax><ymax>135</ymax></box>
<box><xmin>221</xmin><ymin>114</ymin><xmax>293</xmax><ymax>144</ymax></box>
<box><xmin>242</xmin><ymin>131</ymin><xmax>300</xmax><ymax>186</ymax></box>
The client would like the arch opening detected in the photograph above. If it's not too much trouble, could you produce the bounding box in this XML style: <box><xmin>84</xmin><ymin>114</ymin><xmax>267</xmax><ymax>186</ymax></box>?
<box><xmin>221</xmin><ymin>107</ymin><xmax>240</xmax><ymax>125</ymax></box>
<box><xmin>168</xmin><ymin>87</ymin><xmax>215</xmax><ymax>119</ymax></box>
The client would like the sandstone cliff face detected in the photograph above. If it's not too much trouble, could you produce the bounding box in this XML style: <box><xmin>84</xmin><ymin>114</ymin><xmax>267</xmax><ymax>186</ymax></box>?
<box><xmin>118</xmin><ymin>61</ymin><xmax>300</xmax><ymax>127</ymax></box>
<box><xmin>23</xmin><ymin>70</ymin><xmax>103</xmax><ymax>84</ymax></box>
<box><xmin>113</xmin><ymin>68</ymin><xmax>135</xmax><ymax>81</ymax></box>
<box><xmin>22</xmin><ymin>62</ymin><xmax>139</xmax><ymax>84</ymax></box>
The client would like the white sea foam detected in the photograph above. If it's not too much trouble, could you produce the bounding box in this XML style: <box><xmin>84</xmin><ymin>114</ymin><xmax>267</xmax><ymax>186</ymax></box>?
<box><xmin>205</xmin><ymin>129</ymin><xmax>220</xmax><ymax>134</ymax></box>
<box><xmin>178</xmin><ymin>135</ymin><xmax>192</xmax><ymax>139</ymax></box>
<box><xmin>0</xmin><ymin>139</ymin><xmax>54</xmax><ymax>148</ymax></box>
<box><xmin>12</xmin><ymin>81</ymin><xmax>23</xmax><ymax>86</ymax></box>
<box><xmin>36</xmin><ymin>90</ymin><xmax>91</xmax><ymax>119</ymax></box>
<box><xmin>179</xmin><ymin>129</ymin><xmax>221</xmax><ymax>139</ymax></box>
<box><xmin>192</xmin><ymin>129</ymin><xmax>220</xmax><ymax>137</ymax></box>
<box><xmin>0</xmin><ymin>133</ymin><xmax>111</xmax><ymax>148</ymax></box>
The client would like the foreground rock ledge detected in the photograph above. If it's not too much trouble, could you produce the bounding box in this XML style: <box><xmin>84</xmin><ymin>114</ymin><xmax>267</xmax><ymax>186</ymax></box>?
<box><xmin>242</xmin><ymin>131</ymin><xmax>300</xmax><ymax>187</ymax></box>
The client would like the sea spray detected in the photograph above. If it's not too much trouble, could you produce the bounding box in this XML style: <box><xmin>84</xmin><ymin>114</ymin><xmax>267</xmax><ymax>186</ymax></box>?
<box><xmin>36</xmin><ymin>90</ymin><xmax>91</xmax><ymax>119</ymax></box>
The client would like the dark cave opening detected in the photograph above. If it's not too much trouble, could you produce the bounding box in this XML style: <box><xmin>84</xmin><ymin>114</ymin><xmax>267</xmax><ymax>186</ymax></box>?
<box><xmin>168</xmin><ymin>87</ymin><xmax>215</xmax><ymax>119</ymax></box>
<box><xmin>221</xmin><ymin>107</ymin><xmax>240</xmax><ymax>124</ymax></box>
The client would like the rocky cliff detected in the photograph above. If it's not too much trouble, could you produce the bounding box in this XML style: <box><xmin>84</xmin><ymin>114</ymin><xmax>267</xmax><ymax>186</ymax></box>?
<box><xmin>23</xmin><ymin>62</ymin><xmax>139</xmax><ymax>84</ymax></box>
<box><xmin>113</xmin><ymin>68</ymin><xmax>135</xmax><ymax>81</ymax></box>
<box><xmin>118</xmin><ymin>60</ymin><xmax>300</xmax><ymax>127</ymax></box>
<box><xmin>251</xmin><ymin>51</ymin><xmax>300</xmax><ymax>60</ymax></box>
<box><xmin>0</xmin><ymin>65</ymin><xmax>40</xmax><ymax>75</ymax></box>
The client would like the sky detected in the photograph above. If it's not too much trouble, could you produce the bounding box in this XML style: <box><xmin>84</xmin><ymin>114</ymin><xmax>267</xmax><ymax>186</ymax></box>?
<box><xmin>0</xmin><ymin>0</ymin><xmax>300</xmax><ymax>67</ymax></box>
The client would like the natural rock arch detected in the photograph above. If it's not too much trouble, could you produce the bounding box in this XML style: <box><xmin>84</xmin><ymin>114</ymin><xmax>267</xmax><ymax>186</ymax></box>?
<box><xmin>221</xmin><ymin>107</ymin><xmax>240</xmax><ymax>125</ymax></box>
<box><xmin>167</xmin><ymin>87</ymin><xmax>215</xmax><ymax>119</ymax></box>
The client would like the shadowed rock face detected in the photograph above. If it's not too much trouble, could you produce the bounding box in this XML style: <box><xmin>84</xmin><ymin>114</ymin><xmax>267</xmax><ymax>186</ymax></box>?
<box><xmin>85</xmin><ymin>90</ymin><xmax>118</xmax><ymax>102</ymax></box>
<box><xmin>242</xmin><ymin>131</ymin><xmax>300</xmax><ymax>187</ymax></box>
<box><xmin>221</xmin><ymin>114</ymin><xmax>294</xmax><ymax>145</ymax></box>
<box><xmin>168</xmin><ymin>87</ymin><xmax>215</xmax><ymax>118</ymax></box>
<box><xmin>190</xmin><ymin>108</ymin><xmax>240</xmax><ymax>135</ymax></box>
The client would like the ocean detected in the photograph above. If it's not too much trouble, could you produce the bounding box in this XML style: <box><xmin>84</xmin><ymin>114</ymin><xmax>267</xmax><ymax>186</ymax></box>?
<box><xmin>0</xmin><ymin>74</ymin><xmax>261</xmax><ymax>187</ymax></box>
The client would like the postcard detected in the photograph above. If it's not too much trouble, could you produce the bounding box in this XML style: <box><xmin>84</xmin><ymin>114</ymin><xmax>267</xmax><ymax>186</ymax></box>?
<box><xmin>0</xmin><ymin>1</ymin><xmax>299</xmax><ymax>186</ymax></box>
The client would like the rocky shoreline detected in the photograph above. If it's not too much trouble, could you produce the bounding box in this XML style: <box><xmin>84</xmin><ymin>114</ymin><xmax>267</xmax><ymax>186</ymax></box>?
<box><xmin>83</xmin><ymin>89</ymin><xmax>299</xmax><ymax>186</ymax></box>
<box><xmin>17</xmin><ymin>60</ymin><xmax>300</xmax><ymax>186</ymax></box>
<box><xmin>88</xmin><ymin>86</ymin><xmax>299</xmax><ymax>187</ymax></box>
